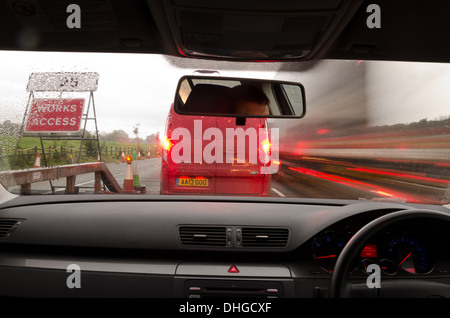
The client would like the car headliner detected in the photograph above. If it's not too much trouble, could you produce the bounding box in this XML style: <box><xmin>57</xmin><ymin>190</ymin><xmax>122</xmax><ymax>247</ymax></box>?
<box><xmin>0</xmin><ymin>0</ymin><xmax>448</xmax><ymax>64</ymax></box>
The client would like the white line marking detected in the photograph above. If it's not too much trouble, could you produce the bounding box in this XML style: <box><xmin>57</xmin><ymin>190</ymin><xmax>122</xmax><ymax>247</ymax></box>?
<box><xmin>271</xmin><ymin>187</ymin><xmax>286</xmax><ymax>197</ymax></box>
<box><xmin>387</xmin><ymin>179</ymin><xmax>448</xmax><ymax>191</ymax></box>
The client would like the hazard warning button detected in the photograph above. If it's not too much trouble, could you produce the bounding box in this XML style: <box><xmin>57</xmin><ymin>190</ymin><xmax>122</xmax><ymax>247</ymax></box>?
<box><xmin>228</xmin><ymin>264</ymin><xmax>240</xmax><ymax>273</ymax></box>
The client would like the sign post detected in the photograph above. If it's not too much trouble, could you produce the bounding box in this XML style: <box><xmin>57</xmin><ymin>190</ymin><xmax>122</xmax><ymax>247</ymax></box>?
<box><xmin>12</xmin><ymin>72</ymin><xmax>100</xmax><ymax>192</ymax></box>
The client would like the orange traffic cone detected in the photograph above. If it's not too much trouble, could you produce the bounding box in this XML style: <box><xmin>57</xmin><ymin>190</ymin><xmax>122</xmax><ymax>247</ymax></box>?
<box><xmin>121</xmin><ymin>151</ymin><xmax>126</xmax><ymax>162</ymax></box>
<box><xmin>122</xmin><ymin>155</ymin><xmax>134</xmax><ymax>192</ymax></box>
<box><xmin>34</xmin><ymin>152</ymin><xmax>40</xmax><ymax>168</ymax></box>
<box><xmin>147</xmin><ymin>151</ymin><xmax>151</xmax><ymax>159</ymax></box>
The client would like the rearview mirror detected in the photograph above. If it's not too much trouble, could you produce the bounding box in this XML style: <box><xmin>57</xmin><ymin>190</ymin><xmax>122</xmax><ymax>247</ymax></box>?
<box><xmin>174</xmin><ymin>76</ymin><xmax>306</xmax><ymax>118</ymax></box>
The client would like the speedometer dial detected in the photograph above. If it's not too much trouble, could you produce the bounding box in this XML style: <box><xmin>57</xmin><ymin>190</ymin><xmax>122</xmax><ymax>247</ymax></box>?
<box><xmin>311</xmin><ymin>233</ymin><xmax>345</xmax><ymax>273</ymax></box>
<box><xmin>387</xmin><ymin>235</ymin><xmax>433</xmax><ymax>274</ymax></box>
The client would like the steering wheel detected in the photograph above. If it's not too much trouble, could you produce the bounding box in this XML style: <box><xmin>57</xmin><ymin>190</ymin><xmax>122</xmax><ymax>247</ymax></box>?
<box><xmin>329</xmin><ymin>209</ymin><xmax>450</xmax><ymax>298</ymax></box>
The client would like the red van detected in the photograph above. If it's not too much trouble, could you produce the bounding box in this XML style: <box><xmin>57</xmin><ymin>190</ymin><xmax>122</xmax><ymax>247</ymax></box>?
<box><xmin>160</xmin><ymin>79</ymin><xmax>273</xmax><ymax>196</ymax></box>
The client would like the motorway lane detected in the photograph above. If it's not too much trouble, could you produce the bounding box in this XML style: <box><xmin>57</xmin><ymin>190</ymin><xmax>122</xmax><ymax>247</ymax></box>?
<box><xmin>270</xmin><ymin>167</ymin><xmax>374</xmax><ymax>200</ymax></box>
<box><xmin>5</xmin><ymin>155</ymin><xmax>450</xmax><ymax>205</ymax></box>
<box><xmin>272</xmin><ymin>156</ymin><xmax>450</xmax><ymax>204</ymax></box>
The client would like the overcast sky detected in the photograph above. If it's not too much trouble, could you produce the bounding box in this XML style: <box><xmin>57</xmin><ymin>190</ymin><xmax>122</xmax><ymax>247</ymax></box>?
<box><xmin>0</xmin><ymin>50</ymin><xmax>449</xmax><ymax>140</ymax></box>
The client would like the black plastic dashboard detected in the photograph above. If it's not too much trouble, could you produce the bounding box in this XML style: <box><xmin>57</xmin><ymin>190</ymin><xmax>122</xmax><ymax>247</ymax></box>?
<box><xmin>0</xmin><ymin>195</ymin><xmax>449</xmax><ymax>298</ymax></box>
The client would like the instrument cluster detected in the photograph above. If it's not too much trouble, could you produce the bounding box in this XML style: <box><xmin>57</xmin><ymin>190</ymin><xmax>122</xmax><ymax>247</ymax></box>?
<box><xmin>309</xmin><ymin>216</ymin><xmax>449</xmax><ymax>276</ymax></box>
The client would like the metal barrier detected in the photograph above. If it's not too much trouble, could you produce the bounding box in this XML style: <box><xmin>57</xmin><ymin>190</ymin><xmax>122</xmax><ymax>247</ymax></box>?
<box><xmin>0</xmin><ymin>162</ymin><xmax>122</xmax><ymax>195</ymax></box>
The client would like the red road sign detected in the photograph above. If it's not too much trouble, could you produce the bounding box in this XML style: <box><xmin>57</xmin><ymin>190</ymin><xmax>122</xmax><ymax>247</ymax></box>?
<box><xmin>25</xmin><ymin>98</ymin><xmax>85</xmax><ymax>132</ymax></box>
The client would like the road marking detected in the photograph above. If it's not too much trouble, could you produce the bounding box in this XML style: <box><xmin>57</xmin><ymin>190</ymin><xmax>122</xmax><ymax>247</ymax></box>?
<box><xmin>383</xmin><ymin>178</ymin><xmax>448</xmax><ymax>191</ymax></box>
<box><xmin>271</xmin><ymin>187</ymin><xmax>286</xmax><ymax>197</ymax></box>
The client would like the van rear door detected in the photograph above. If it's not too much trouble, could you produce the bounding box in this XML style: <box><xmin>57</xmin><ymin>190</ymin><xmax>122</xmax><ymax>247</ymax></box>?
<box><xmin>215</xmin><ymin>117</ymin><xmax>270</xmax><ymax>195</ymax></box>
<box><xmin>163</xmin><ymin>111</ymin><xmax>217</xmax><ymax>195</ymax></box>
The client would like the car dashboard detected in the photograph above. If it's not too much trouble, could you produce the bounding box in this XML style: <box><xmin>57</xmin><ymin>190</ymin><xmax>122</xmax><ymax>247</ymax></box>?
<box><xmin>0</xmin><ymin>195</ymin><xmax>449</xmax><ymax>298</ymax></box>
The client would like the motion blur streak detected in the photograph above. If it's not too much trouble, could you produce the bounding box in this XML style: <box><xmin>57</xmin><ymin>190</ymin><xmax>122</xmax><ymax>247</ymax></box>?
<box><xmin>373</xmin><ymin>190</ymin><xmax>395</xmax><ymax>198</ymax></box>
<box><xmin>284</xmin><ymin>163</ymin><xmax>443</xmax><ymax>204</ymax></box>
<box><xmin>272</xmin><ymin>60</ymin><xmax>450</xmax><ymax>203</ymax></box>
<box><xmin>348</xmin><ymin>167</ymin><xmax>450</xmax><ymax>185</ymax></box>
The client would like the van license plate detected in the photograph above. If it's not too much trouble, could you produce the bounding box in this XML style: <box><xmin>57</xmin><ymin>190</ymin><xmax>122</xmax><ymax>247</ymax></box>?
<box><xmin>176</xmin><ymin>177</ymin><xmax>209</xmax><ymax>187</ymax></box>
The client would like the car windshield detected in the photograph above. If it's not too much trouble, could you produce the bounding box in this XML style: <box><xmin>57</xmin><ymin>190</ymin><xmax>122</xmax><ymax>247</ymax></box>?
<box><xmin>0</xmin><ymin>51</ymin><xmax>449</xmax><ymax>205</ymax></box>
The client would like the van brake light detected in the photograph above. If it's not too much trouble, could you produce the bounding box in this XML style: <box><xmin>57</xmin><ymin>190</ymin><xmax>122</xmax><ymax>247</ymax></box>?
<box><xmin>262</xmin><ymin>139</ymin><xmax>271</xmax><ymax>155</ymax></box>
<box><xmin>163</xmin><ymin>137</ymin><xmax>174</xmax><ymax>151</ymax></box>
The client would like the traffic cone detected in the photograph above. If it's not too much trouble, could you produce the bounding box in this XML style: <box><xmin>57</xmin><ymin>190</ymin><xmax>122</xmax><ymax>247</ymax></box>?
<box><xmin>121</xmin><ymin>151</ymin><xmax>126</xmax><ymax>162</ymax></box>
<box><xmin>132</xmin><ymin>152</ymin><xmax>146</xmax><ymax>193</ymax></box>
<box><xmin>138</xmin><ymin>151</ymin><xmax>141</xmax><ymax>160</ymax></box>
<box><xmin>122</xmin><ymin>155</ymin><xmax>134</xmax><ymax>192</ymax></box>
<box><xmin>33</xmin><ymin>152</ymin><xmax>40</xmax><ymax>168</ymax></box>
<box><xmin>132</xmin><ymin>152</ymin><xmax>140</xmax><ymax>187</ymax></box>
<box><xmin>147</xmin><ymin>151</ymin><xmax>151</xmax><ymax>159</ymax></box>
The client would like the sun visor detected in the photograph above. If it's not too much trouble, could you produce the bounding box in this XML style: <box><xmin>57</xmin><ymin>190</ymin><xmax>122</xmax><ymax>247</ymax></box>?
<box><xmin>162</xmin><ymin>0</ymin><xmax>363</xmax><ymax>60</ymax></box>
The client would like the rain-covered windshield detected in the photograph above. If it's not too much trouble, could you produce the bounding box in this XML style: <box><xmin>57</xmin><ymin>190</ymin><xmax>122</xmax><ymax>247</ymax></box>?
<box><xmin>0</xmin><ymin>51</ymin><xmax>449</xmax><ymax>204</ymax></box>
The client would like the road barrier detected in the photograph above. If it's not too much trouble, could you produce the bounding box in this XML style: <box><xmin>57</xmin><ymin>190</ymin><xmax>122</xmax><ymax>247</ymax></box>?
<box><xmin>0</xmin><ymin>162</ymin><xmax>123</xmax><ymax>195</ymax></box>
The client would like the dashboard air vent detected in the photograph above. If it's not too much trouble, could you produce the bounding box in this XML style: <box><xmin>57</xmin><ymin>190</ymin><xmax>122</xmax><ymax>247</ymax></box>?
<box><xmin>179</xmin><ymin>226</ymin><xmax>227</xmax><ymax>247</ymax></box>
<box><xmin>0</xmin><ymin>219</ymin><xmax>23</xmax><ymax>238</ymax></box>
<box><xmin>241</xmin><ymin>227</ymin><xmax>289</xmax><ymax>247</ymax></box>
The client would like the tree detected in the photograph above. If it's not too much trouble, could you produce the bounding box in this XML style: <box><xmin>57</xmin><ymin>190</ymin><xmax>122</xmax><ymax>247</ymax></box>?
<box><xmin>145</xmin><ymin>132</ymin><xmax>161</xmax><ymax>146</ymax></box>
<box><xmin>100</xmin><ymin>130</ymin><xmax>129</xmax><ymax>142</ymax></box>
<box><xmin>133</xmin><ymin>123</ymin><xmax>140</xmax><ymax>140</ymax></box>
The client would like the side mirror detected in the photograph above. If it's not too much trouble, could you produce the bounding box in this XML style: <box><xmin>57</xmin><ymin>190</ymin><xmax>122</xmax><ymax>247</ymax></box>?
<box><xmin>173</xmin><ymin>75</ymin><xmax>306</xmax><ymax>118</ymax></box>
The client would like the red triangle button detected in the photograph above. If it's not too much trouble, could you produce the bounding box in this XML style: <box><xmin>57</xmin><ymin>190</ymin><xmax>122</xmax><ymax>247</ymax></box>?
<box><xmin>228</xmin><ymin>264</ymin><xmax>240</xmax><ymax>273</ymax></box>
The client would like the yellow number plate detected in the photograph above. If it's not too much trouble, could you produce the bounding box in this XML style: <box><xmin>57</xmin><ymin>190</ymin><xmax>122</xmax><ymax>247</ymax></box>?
<box><xmin>176</xmin><ymin>177</ymin><xmax>209</xmax><ymax>187</ymax></box>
